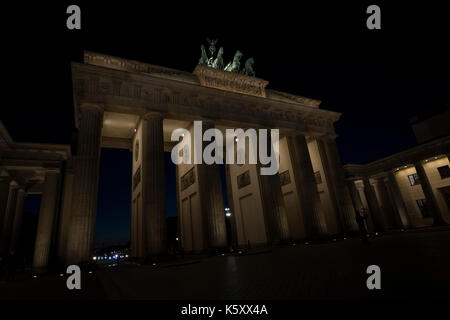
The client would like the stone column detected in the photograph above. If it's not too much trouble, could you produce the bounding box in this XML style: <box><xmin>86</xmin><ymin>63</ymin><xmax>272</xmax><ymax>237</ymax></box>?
<box><xmin>196</xmin><ymin>121</ymin><xmax>228</xmax><ymax>250</ymax></box>
<box><xmin>414</xmin><ymin>161</ymin><xmax>448</xmax><ymax>226</ymax></box>
<box><xmin>56</xmin><ymin>165</ymin><xmax>74</xmax><ymax>265</ymax></box>
<box><xmin>9</xmin><ymin>188</ymin><xmax>26</xmax><ymax>252</ymax></box>
<box><xmin>362</xmin><ymin>178</ymin><xmax>385</xmax><ymax>231</ymax></box>
<box><xmin>142</xmin><ymin>112</ymin><xmax>166</xmax><ymax>256</ymax></box>
<box><xmin>287</xmin><ymin>134</ymin><xmax>326</xmax><ymax>239</ymax></box>
<box><xmin>316</xmin><ymin>139</ymin><xmax>341</xmax><ymax>231</ymax></box>
<box><xmin>225</xmin><ymin>164</ymin><xmax>239</xmax><ymax>249</ymax></box>
<box><xmin>320</xmin><ymin>138</ymin><xmax>359</xmax><ymax>233</ymax></box>
<box><xmin>0</xmin><ymin>174</ymin><xmax>11</xmax><ymax>234</ymax></box>
<box><xmin>33</xmin><ymin>170</ymin><xmax>60</xmax><ymax>270</ymax></box>
<box><xmin>66</xmin><ymin>103</ymin><xmax>103</xmax><ymax>264</ymax></box>
<box><xmin>0</xmin><ymin>181</ymin><xmax>19</xmax><ymax>256</ymax></box>
<box><xmin>373</xmin><ymin>176</ymin><xmax>398</xmax><ymax>229</ymax></box>
<box><xmin>347</xmin><ymin>178</ymin><xmax>363</xmax><ymax>220</ymax></box>
<box><xmin>386</xmin><ymin>171</ymin><xmax>411</xmax><ymax>228</ymax></box>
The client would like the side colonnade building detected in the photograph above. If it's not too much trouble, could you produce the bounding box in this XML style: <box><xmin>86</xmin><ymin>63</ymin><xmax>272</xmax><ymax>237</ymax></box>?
<box><xmin>344</xmin><ymin>136</ymin><xmax>450</xmax><ymax>231</ymax></box>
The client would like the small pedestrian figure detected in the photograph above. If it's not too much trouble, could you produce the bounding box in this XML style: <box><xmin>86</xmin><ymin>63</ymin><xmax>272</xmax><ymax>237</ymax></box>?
<box><xmin>356</xmin><ymin>207</ymin><xmax>369</xmax><ymax>245</ymax></box>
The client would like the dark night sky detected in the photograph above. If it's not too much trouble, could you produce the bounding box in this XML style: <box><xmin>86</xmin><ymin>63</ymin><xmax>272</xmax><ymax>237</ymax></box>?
<box><xmin>2</xmin><ymin>1</ymin><xmax>449</xmax><ymax>246</ymax></box>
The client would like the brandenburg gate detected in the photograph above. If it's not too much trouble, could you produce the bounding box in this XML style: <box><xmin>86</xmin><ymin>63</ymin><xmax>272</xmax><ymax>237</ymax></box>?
<box><xmin>0</xmin><ymin>48</ymin><xmax>359</xmax><ymax>270</ymax></box>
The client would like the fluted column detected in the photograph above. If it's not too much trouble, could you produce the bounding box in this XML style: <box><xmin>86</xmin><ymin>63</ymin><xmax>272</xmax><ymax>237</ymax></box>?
<box><xmin>0</xmin><ymin>175</ymin><xmax>11</xmax><ymax>234</ymax></box>
<box><xmin>287</xmin><ymin>134</ymin><xmax>326</xmax><ymax>238</ymax></box>
<box><xmin>414</xmin><ymin>161</ymin><xmax>448</xmax><ymax>226</ymax></box>
<box><xmin>33</xmin><ymin>170</ymin><xmax>61</xmax><ymax>270</ymax></box>
<box><xmin>320</xmin><ymin>137</ymin><xmax>358</xmax><ymax>233</ymax></box>
<box><xmin>142</xmin><ymin>112</ymin><xmax>166</xmax><ymax>256</ymax></box>
<box><xmin>0</xmin><ymin>181</ymin><xmax>19</xmax><ymax>256</ymax></box>
<box><xmin>56</xmin><ymin>165</ymin><xmax>74</xmax><ymax>265</ymax></box>
<box><xmin>386</xmin><ymin>171</ymin><xmax>411</xmax><ymax>228</ymax></box>
<box><xmin>9</xmin><ymin>188</ymin><xmax>26</xmax><ymax>252</ymax></box>
<box><xmin>362</xmin><ymin>178</ymin><xmax>385</xmax><ymax>231</ymax></box>
<box><xmin>197</xmin><ymin>121</ymin><xmax>227</xmax><ymax>249</ymax></box>
<box><xmin>347</xmin><ymin>178</ymin><xmax>363</xmax><ymax>217</ymax></box>
<box><xmin>373</xmin><ymin>176</ymin><xmax>398</xmax><ymax>229</ymax></box>
<box><xmin>66</xmin><ymin>103</ymin><xmax>103</xmax><ymax>264</ymax></box>
<box><xmin>225</xmin><ymin>164</ymin><xmax>239</xmax><ymax>248</ymax></box>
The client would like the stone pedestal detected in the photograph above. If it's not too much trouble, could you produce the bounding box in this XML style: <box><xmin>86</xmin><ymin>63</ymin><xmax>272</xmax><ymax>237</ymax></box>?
<box><xmin>321</xmin><ymin>138</ymin><xmax>358</xmax><ymax>233</ymax></box>
<box><xmin>66</xmin><ymin>103</ymin><xmax>103</xmax><ymax>264</ymax></box>
<box><xmin>9</xmin><ymin>188</ymin><xmax>26</xmax><ymax>252</ymax></box>
<box><xmin>142</xmin><ymin>113</ymin><xmax>166</xmax><ymax>256</ymax></box>
<box><xmin>33</xmin><ymin>171</ymin><xmax>60</xmax><ymax>270</ymax></box>
<box><xmin>287</xmin><ymin>134</ymin><xmax>326</xmax><ymax>238</ymax></box>
<box><xmin>196</xmin><ymin>121</ymin><xmax>227</xmax><ymax>250</ymax></box>
<box><xmin>414</xmin><ymin>161</ymin><xmax>447</xmax><ymax>226</ymax></box>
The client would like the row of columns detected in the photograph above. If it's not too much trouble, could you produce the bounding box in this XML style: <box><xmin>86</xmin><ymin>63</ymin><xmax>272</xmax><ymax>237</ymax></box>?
<box><xmin>0</xmin><ymin>169</ymin><xmax>63</xmax><ymax>272</ymax></box>
<box><xmin>347</xmin><ymin>158</ymin><xmax>449</xmax><ymax>231</ymax></box>
<box><xmin>0</xmin><ymin>102</ymin><xmax>379</xmax><ymax>269</ymax></box>
<box><xmin>0</xmin><ymin>180</ymin><xmax>25</xmax><ymax>256</ymax></box>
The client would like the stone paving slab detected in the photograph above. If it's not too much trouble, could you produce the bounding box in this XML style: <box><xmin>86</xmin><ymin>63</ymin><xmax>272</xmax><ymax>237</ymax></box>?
<box><xmin>1</xmin><ymin>229</ymin><xmax>450</xmax><ymax>300</ymax></box>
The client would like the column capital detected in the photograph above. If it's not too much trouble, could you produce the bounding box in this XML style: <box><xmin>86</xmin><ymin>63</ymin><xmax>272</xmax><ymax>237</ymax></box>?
<box><xmin>9</xmin><ymin>180</ymin><xmax>19</xmax><ymax>189</ymax></box>
<box><xmin>318</xmin><ymin>134</ymin><xmax>338</xmax><ymax>142</ymax></box>
<box><xmin>43</xmin><ymin>167</ymin><xmax>61</xmax><ymax>175</ymax></box>
<box><xmin>143</xmin><ymin>112</ymin><xmax>163</xmax><ymax>120</ymax></box>
<box><xmin>284</xmin><ymin>131</ymin><xmax>306</xmax><ymax>138</ymax></box>
<box><xmin>79</xmin><ymin>103</ymin><xmax>104</xmax><ymax>113</ymax></box>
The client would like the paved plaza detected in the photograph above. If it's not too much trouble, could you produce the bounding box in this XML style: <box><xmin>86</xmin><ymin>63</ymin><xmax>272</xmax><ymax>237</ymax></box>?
<box><xmin>1</xmin><ymin>228</ymin><xmax>450</xmax><ymax>300</ymax></box>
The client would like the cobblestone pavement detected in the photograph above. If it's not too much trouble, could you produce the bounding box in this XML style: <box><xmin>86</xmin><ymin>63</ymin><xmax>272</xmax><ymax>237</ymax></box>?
<box><xmin>1</xmin><ymin>228</ymin><xmax>450</xmax><ymax>299</ymax></box>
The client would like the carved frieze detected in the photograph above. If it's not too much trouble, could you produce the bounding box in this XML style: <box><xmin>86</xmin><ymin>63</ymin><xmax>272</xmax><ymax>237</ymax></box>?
<box><xmin>72</xmin><ymin>60</ymin><xmax>340</xmax><ymax>135</ymax></box>
<box><xmin>193</xmin><ymin>65</ymin><xmax>268</xmax><ymax>98</ymax></box>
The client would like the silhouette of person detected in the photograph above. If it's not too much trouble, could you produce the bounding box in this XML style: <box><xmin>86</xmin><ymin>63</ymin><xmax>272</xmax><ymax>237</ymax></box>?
<box><xmin>356</xmin><ymin>207</ymin><xmax>369</xmax><ymax>244</ymax></box>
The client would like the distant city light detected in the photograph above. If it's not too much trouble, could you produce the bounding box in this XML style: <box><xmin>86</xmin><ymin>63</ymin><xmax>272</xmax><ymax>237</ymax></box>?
<box><xmin>176</xmin><ymin>237</ymin><xmax>179</xmax><ymax>241</ymax></box>
<box><xmin>225</xmin><ymin>208</ymin><xmax>230</xmax><ymax>212</ymax></box>
<box><xmin>93</xmin><ymin>256</ymin><xmax>97</xmax><ymax>260</ymax></box>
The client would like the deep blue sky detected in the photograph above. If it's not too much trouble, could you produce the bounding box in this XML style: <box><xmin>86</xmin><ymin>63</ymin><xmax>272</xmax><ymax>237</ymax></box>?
<box><xmin>3</xmin><ymin>1</ymin><xmax>449</xmax><ymax>246</ymax></box>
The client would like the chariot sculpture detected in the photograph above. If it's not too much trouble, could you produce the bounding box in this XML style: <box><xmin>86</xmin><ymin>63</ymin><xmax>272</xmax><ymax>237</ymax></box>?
<box><xmin>198</xmin><ymin>38</ymin><xmax>256</xmax><ymax>77</ymax></box>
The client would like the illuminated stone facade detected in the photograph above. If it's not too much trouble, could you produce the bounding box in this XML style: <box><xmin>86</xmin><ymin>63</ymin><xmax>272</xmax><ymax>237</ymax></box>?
<box><xmin>1</xmin><ymin>51</ymin><xmax>367</xmax><ymax>268</ymax></box>
<box><xmin>344</xmin><ymin>136</ymin><xmax>450</xmax><ymax>230</ymax></box>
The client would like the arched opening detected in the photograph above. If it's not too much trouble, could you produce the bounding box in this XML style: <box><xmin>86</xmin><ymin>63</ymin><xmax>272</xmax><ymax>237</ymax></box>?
<box><xmin>95</xmin><ymin>148</ymin><xmax>132</xmax><ymax>262</ymax></box>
